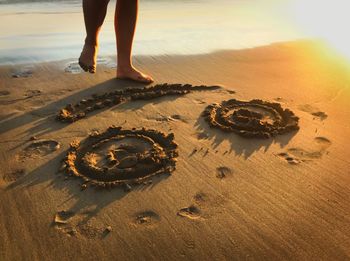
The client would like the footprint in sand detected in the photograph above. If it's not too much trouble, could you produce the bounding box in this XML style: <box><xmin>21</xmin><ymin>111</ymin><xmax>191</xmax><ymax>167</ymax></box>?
<box><xmin>53</xmin><ymin>210</ymin><xmax>103</xmax><ymax>239</ymax></box>
<box><xmin>298</xmin><ymin>104</ymin><xmax>328</xmax><ymax>120</ymax></box>
<box><xmin>273</xmin><ymin>97</ymin><xmax>290</xmax><ymax>103</ymax></box>
<box><xmin>11</xmin><ymin>66</ymin><xmax>33</xmax><ymax>78</ymax></box>
<box><xmin>17</xmin><ymin>139</ymin><xmax>60</xmax><ymax>161</ymax></box>
<box><xmin>177</xmin><ymin>205</ymin><xmax>201</xmax><ymax>220</ymax></box>
<box><xmin>155</xmin><ymin>114</ymin><xmax>185</xmax><ymax>122</ymax></box>
<box><xmin>193</xmin><ymin>192</ymin><xmax>209</xmax><ymax>204</ymax></box>
<box><xmin>96</xmin><ymin>57</ymin><xmax>117</xmax><ymax>69</ymax></box>
<box><xmin>196</xmin><ymin>132</ymin><xmax>209</xmax><ymax>140</ymax></box>
<box><xmin>64</xmin><ymin>61</ymin><xmax>83</xmax><ymax>74</ymax></box>
<box><xmin>193</xmin><ymin>99</ymin><xmax>206</xmax><ymax>105</ymax></box>
<box><xmin>53</xmin><ymin>211</ymin><xmax>78</xmax><ymax>237</ymax></box>
<box><xmin>278</xmin><ymin>136</ymin><xmax>331</xmax><ymax>164</ymax></box>
<box><xmin>171</xmin><ymin>114</ymin><xmax>186</xmax><ymax>121</ymax></box>
<box><xmin>2</xmin><ymin>169</ymin><xmax>26</xmax><ymax>183</ymax></box>
<box><xmin>24</xmin><ymin>89</ymin><xmax>42</xmax><ymax>98</ymax></box>
<box><xmin>76</xmin><ymin>223</ymin><xmax>102</xmax><ymax>239</ymax></box>
<box><xmin>216</xmin><ymin>166</ymin><xmax>233</xmax><ymax>179</ymax></box>
<box><xmin>0</xmin><ymin>90</ymin><xmax>10</xmax><ymax>96</ymax></box>
<box><xmin>178</xmin><ymin>192</ymin><xmax>227</xmax><ymax>220</ymax></box>
<box><xmin>65</xmin><ymin>58</ymin><xmax>116</xmax><ymax>74</ymax></box>
<box><xmin>133</xmin><ymin>211</ymin><xmax>161</xmax><ymax>226</ymax></box>
<box><xmin>54</xmin><ymin>210</ymin><xmax>75</xmax><ymax>225</ymax></box>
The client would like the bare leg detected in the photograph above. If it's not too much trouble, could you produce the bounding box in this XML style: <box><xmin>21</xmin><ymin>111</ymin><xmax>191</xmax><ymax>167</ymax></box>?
<box><xmin>115</xmin><ymin>0</ymin><xmax>153</xmax><ymax>83</ymax></box>
<box><xmin>79</xmin><ymin>0</ymin><xmax>109</xmax><ymax>73</ymax></box>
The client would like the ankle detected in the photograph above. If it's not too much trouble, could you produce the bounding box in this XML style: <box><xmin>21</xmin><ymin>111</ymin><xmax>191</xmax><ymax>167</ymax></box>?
<box><xmin>117</xmin><ymin>64</ymin><xmax>133</xmax><ymax>72</ymax></box>
<box><xmin>117</xmin><ymin>57</ymin><xmax>133</xmax><ymax>69</ymax></box>
<box><xmin>84</xmin><ymin>38</ymin><xmax>98</xmax><ymax>48</ymax></box>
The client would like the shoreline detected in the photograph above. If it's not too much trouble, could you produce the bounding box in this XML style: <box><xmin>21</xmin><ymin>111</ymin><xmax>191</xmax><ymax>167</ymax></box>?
<box><xmin>0</xmin><ymin>38</ymin><xmax>348</xmax><ymax>67</ymax></box>
<box><xmin>0</xmin><ymin>0</ymin><xmax>302</xmax><ymax>66</ymax></box>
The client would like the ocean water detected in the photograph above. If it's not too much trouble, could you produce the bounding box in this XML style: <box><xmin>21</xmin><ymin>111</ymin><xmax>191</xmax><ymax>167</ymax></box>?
<box><xmin>0</xmin><ymin>0</ymin><xmax>303</xmax><ymax>65</ymax></box>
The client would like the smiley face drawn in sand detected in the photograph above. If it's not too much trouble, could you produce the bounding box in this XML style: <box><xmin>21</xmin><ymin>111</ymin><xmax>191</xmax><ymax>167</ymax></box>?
<box><xmin>57</xmin><ymin>83</ymin><xmax>221</xmax><ymax>123</ymax></box>
<box><xmin>203</xmin><ymin>99</ymin><xmax>299</xmax><ymax>138</ymax></box>
<box><xmin>63</xmin><ymin>126</ymin><xmax>178</xmax><ymax>189</ymax></box>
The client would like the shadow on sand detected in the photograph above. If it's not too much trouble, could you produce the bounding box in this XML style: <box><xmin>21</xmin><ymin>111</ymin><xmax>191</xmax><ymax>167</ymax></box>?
<box><xmin>194</xmin><ymin>115</ymin><xmax>297</xmax><ymax>159</ymax></box>
<box><xmin>3</xmin><ymin>78</ymin><xmax>176</xmax><ymax>225</ymax></box>
<box><xmin>0</xmin><ymin>79</ymin><xmax>147</xmax><ymax>136</ymax></box>
<box><xmin>6</xmin><ymin>148</ymin><xmax>169</xmax><ymax>225</ymax></box>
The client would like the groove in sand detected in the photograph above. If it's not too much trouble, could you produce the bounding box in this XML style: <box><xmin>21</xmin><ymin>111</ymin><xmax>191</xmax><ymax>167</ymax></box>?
<box><xmin>62</xmin><ymin>126</ymin><xmax>178</xmax><ymax>189</ymax></box>
<box><xmin>203</xmin><ymin>99</ymin><xmax>299</xmax><ymax>138</ymax></box>
<box><xmin>57</xmin><ymin>83</ymin><xmax>221</xmax><ymax>123</ymax></box>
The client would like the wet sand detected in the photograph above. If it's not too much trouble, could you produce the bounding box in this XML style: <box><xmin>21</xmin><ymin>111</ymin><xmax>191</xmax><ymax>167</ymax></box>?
<box><xmin>1</xmin><ymin>40</ymin><xmax>350</xmax><ymax>260</ymax></box>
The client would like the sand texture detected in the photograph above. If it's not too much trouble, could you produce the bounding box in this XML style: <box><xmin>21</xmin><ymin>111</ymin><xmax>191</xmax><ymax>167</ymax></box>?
<box><xmin>1</xmin><ymin>41</ymin><xmax>350</xmax><ymax>260</ymax></box>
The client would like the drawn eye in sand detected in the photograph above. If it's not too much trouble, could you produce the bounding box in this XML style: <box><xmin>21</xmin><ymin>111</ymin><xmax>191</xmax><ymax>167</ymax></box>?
<box><xmin>62</xmin><ymin>126</ymin><xmax>178</xmax><ymax>189</ymax></box>
<box><xmin>202</xmin><ymin>99</ymin><xmax>299</xmax><ymax>138</ymax></box>
<box><xmin>57</xmin><ymin>83</ymin><xmax>220</xmax><ymax>123</ymax></box>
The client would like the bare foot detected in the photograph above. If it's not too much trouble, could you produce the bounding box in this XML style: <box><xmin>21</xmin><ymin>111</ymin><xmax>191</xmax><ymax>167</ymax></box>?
<box><xmin>117</xmin><ymin>66</ymin><xmax>154</xmax><ymax>83</ymax></box>
<box><xmin>79</xmin><ymin>44</ymin><xmax>98</xmax><ymax>73</ymax></box>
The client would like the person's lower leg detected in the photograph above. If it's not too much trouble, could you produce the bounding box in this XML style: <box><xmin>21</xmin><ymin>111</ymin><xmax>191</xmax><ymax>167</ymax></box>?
<box><xmin>80</xmin><ymin>0</ymin><xmax>109</xmax><ymax>70</ymax></box>
<box><xmin>115</xmin><ymin>0</ymin><xmax>153</xmax><ymax>82</ymax></box>
<box><xmin>83</xmin><ymin>0</ymin><xmax>108</xmax><ymax>46</ymax></box>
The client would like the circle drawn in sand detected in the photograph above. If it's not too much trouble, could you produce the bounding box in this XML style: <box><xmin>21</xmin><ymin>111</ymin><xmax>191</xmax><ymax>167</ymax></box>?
<box><xmin>63</xmin><ymin>126</ymin><xmax>178</xmax><ymax>188</ymax></box>
<box><xmin>203</xmin><ymin>99</ymin><xmax>299</xmax><ymax>138</ymax></box>
<box><xmin>57</xmin><ymin>84</ymin><xmax>220</xmax><ymax>123</ymax></box>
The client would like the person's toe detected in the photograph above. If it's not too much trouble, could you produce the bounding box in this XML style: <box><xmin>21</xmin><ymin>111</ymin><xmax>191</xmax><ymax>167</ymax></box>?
<box><xmin>88</xmin><ymin>66</ymin><xmax>96</xmax><ymax>74</ymax></box>
<box><xmin>78</xmin><ymin>59</ymin><xmax>88</xmax><ymax>72</ymax></box>
<box><xmin>78</xmin><ymin>45</ymin><xmax>97</xmax><ymax>73</ymax></box>
<box><xmin>138</xmin><ymin>74</ymin><xmax>153</xmax><ymax>83</ymax></box>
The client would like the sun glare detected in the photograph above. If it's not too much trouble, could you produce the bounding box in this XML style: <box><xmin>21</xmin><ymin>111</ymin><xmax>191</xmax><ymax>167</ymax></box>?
<box><xmin>289</xmin><ymin>0</ymin><xmax>350</xmax><ymax>60</ymax></box>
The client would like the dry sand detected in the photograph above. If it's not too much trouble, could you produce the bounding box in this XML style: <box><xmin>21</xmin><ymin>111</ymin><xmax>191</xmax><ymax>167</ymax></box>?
<box><xmin>1</xmin><ymin>40</ymin><xmax>350</xmax><ymax>260</ymax></box>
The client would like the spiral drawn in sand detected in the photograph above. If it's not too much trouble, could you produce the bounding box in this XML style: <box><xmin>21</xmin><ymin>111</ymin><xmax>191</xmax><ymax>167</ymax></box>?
<box><xmin>57</xmin><ymin>83</ymin><xmax>220</xmax><ymax>123</ymax></box>
<box><xmin>203</xmin><ymin>99</ymin><xmax>299</xmax><ymax>138</ymax></box>
<box><xmin>62</xmin><ymin>126</ymin><xmax>178</xmax><ymax>189</ymax></box>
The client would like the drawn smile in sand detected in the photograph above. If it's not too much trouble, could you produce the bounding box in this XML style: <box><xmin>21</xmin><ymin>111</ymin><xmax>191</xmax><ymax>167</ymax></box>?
<box><xmin>57</xmin><ymin>83</ymin><xmax>220</xmax><ymax>123</ymax></box>
<box><xmin>63</xmin><ymin>126</ymin><xmax>178</xmax><ymax>189</ymax></box>
<box><xmin>202</xmin><ymin>99</ymin><xmax>300</xmax><ymax>138</ymax></box>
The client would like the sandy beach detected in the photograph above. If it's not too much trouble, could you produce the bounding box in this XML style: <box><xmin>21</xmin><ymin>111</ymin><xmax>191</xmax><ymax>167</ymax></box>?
<box><xmin>1</xmin><ymin>40</ymin><xmax>350</xmax><ymax>260</ymax></box>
